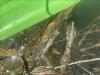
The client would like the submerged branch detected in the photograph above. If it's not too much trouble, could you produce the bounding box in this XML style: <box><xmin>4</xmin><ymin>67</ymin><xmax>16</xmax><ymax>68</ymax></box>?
<box><xmin>68</xmin><ymin>57</ymin><xmax>100</xmax><ymax>65</ymax></box>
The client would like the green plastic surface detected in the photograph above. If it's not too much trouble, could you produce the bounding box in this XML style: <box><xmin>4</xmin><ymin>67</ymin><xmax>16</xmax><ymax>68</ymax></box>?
<box><xmin>0</xmin><ymin>0</ymin><xmax>80</xmax><ymax>40</ymax></box>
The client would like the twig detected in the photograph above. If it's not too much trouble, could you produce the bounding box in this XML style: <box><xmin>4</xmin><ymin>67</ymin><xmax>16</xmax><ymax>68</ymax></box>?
<box><xmin>87</xmin><ymin>30</ymin><xmax>100</xmax><ymax>34</ymax></box>
<box><xmin>78</xmin><ymin>15</ymin><xmax>100</xmax><ymax>35</ymax></box>
<box><xmin>54</xmin><ymin>65</ymin><xmax>66</xmax><ymax>70</ymax></box>
<box><xmin>78</xmin><ymin>24</ymin><xmax>96</xmax><ymax>47</ymax></box>
<box><xmin>68</xmin><ymin>57</ymin><xmax>100</xmax><ymax>65</ymax></box>
<box><xmin>78</xmin><ymin>24</ymin><xmax>95</xmax><ymax>36</ymax></box>
<box><xmin>82</xmin><ymin>38</ymin><xmax>100</xmax><ymax>41</ymax></box>
<box><xmin>60</xmin><ymin>22</ymin><xmax>76</xmax><ymax>73</ymax></box>
<box><xmin>77</xmin><ymin>64</ymin><xmax>95</xmax><ymax>75</ymax></box>
<box><xmin>80</xmin><ymin>42</ymin><xmax>100</xmax><ymax>52</ymax></box>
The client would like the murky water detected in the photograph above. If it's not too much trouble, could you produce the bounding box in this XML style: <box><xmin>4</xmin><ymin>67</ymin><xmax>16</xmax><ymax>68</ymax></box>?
<box><xmin>0</xmin><ymin>0</ymin><xmax>100</xmax><ymax>75</ymax></box>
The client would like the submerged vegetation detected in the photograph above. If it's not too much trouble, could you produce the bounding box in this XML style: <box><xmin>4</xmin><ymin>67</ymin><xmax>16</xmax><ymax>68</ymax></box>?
<box><xmin>0</xmin><ymin>2</ymin><xmax>100</xmax><ymax>75</ymax></box>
